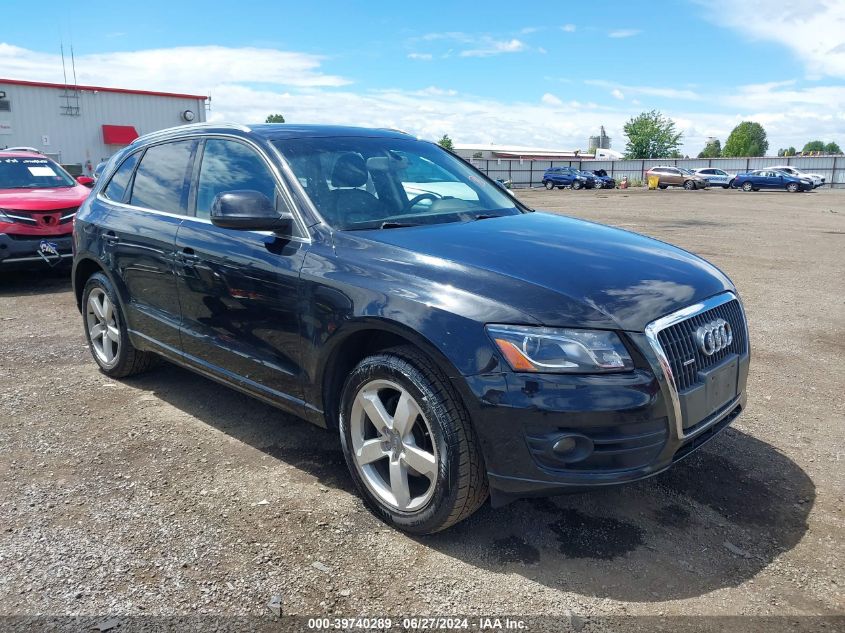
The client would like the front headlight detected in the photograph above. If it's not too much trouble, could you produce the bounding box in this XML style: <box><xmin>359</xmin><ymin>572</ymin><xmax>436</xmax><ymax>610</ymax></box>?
<box><xmin>576</xmin><ymin>176</ymin><xmax>586</xmax><ymax>181</ymax></box>
<box><xmin>486</xmin><ymin>324</ymin><xmax>634</xmax><ymax>373</ymax></box>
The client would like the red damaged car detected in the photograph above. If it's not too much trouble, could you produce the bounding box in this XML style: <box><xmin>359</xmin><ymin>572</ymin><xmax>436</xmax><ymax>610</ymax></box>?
<box><xmin>0</xmin><ymin>149</ymin><xmax>93</xmax><ymax>270</ymax></box>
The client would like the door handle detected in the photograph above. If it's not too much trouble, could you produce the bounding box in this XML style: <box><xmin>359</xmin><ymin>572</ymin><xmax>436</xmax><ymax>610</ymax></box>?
<box><xmin>104</xmin><ymin>231</ymin><xmax>120</xmax><ymax>244</ymax></box>
<box><xmin>177</xmin><ymin>248</ymin><xmax>199</xmax><ymax>264</ymax></box>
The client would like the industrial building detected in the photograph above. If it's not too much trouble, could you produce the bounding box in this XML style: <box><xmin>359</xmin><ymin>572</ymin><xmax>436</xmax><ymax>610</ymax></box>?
<box><xmin>588</xmin><ymin>125</ymin><xmax>612</xmax><ymax>153</ymax></box>
<box><xmin>0</xmin><ymin>78</ymin><xmax>208</xmax><ymax>175</ymax></box>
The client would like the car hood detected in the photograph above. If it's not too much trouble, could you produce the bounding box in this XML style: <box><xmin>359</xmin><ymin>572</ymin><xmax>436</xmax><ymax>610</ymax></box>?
<box><xmin>347</xmin><ymin>212</ymin><xmax>733</xmax><ymax>332</ymax></box>
<box><xmin>0</xmin><ymin>185</ymin><xmax>90</xmax><ymax>210</ymax></box>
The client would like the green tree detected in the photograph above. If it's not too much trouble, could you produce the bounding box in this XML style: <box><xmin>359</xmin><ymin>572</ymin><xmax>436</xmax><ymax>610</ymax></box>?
<box><xmin>437</xmin><ymin>134</ymin><xmax>454</xmax><ymax>150</ymax></box>
<box><xmin>723</xmin><ymin>121</ymin><xmax>768</xmax><ymax>157</ymax></box>
<box><xmin>824</xmin><ymin>141</ymin><xmax>842</xmax><ymax>154</ymax></box>
<box><xmin>802</xmin><ymin>140</ymin><xmax>825</xmax><ymax>153</ymax></box>
<box><xmin>622</xmin><ymin>110</ymin><xmax>683</xmax><ymax>159</ymax></box>
<box><xmin>698</xmin><ymin>139</ymin><xmax>721</xmax><ymax>158</ymax></box>
<box><xmin>265</xmin><ymin>114</ymin><xmax>286</xmax><ymax>123</ymax></box>
<box><xmin>786</xmin><ymin>146</ymin><xmax>796</xmax><ymax>156</ymax></box>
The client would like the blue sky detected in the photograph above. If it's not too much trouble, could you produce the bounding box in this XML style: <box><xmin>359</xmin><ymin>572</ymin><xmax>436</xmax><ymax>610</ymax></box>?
<box><xmin>1</xmin><ymin>0</ymin><xmax>843</xmax><ymax>154</ymax></box>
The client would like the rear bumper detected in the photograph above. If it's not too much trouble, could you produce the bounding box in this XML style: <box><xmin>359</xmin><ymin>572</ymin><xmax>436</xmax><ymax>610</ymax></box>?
<box><xmin>0</xmin><ymin>233</ymin><xmax>73</xmax><ymax>267</ymax></box>
<box><xmin>461</xmin><ymin>328</ymin><xmax>749</xmax><ymax>505</ymax></box>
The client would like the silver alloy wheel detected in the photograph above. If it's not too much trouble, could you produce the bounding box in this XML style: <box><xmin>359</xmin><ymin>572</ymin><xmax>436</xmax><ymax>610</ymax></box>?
<box><xmin>86</xmin><ymin>288</ymin><xmax>120</xmax><ymax>366</ymax></box>
<box><xmin>349</xmin><ymin>379</ymin><xmax>438</xmax><ymax>512</ymax></box>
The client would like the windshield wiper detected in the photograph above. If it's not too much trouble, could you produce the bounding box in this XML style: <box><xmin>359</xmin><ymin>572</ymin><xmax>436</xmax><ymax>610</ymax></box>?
<box><xmin>380</xmin><ymin>221</ymin><xmax>420</xmax><ymax>229</ymax></box>
<box><xmin>472</xmin><ymin>212</ymin><xmax>506</xmax><ymax>220</ymax></box>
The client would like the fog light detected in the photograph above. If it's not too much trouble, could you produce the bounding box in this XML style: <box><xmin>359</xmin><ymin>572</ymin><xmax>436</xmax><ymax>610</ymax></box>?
<box><xmin>551</xmin><ymin>433</ymin><xmax>594</xmax><ymax>463</ymax></box>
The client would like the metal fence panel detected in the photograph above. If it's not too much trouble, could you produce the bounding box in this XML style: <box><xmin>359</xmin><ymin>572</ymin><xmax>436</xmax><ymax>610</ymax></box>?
<box><xmin>470</xmin><ymin>155</ymin><xmax>843</xmax><ymax>188</ymax></box>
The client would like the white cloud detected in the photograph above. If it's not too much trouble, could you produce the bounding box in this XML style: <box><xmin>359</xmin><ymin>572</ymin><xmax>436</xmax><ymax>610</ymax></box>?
<box><xmin>459</xmin><ymin>38</ymin><xmax>527</xmax><ymax>58</ymax></box>
<box><xmin>696</xmin><ymin>0</ymin><xmax>845</xmax><ymax>78</ymax></box>
<box><xmin>586</xmin><ymin>80</ymin><xmax>700</xmax><ymax>101</ymax></box>
<box><xmin>1</xmin><ymin>43</ymin><xmax>841</xmax><ymax>156</ymax></box>
<box><xmin>611</xmin><ymin>89</ymin><xmax>625</xmax><ymax>100</ymax></box>
<box><xmin>561</xmin><ymin>24</ymin><xmax>576</xmax><ymax>33</ymax></box>
<box><xmin>608</xmin><ymin>29</ymin><xmax>641</xmax><ymax>38</ymax></box>
<box><xmin>407</xmin><ymin>52</ymin><xmax>433</xmax><ymax>61</ymax></box>
<box><xmin>0</xmin><ymin>43</ymin><xmax>349</xmax><ymax>89</ymax></box>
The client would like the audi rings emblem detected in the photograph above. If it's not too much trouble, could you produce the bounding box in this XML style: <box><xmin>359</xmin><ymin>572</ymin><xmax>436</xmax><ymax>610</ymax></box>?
<box><xmin>695</xmin><ymin>318</ymin><xmax>733</xmax><ymax>356</ymax></box>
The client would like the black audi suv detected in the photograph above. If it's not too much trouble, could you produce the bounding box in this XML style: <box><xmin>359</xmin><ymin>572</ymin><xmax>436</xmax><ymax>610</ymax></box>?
<box><xmin>72</xmin><ymin>123</ymin><xmax>750</xmax><ymax>534</ymax></box>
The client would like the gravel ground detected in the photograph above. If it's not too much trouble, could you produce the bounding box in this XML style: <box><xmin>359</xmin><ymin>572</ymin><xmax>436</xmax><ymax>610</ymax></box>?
<box><xmin>0</xmin><ymin>187</ymin><xmax>843</xmax><ymax>630</ymax></box>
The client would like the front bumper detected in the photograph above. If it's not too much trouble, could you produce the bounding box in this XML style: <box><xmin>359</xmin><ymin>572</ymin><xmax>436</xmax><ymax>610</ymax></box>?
<box><xmin>463</xmin><ymin>296</ymin><xmax>750</xmax><ymax>505</ymax></box>
<box><xmin>0</xmin><ymin>233</ymin><xmax>73</xmax><ymax>268</ymax></box>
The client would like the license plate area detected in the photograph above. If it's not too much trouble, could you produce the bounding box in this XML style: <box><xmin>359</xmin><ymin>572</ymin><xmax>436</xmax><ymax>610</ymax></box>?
<box><xmin>678</xmin><ymin>354</ymin><xmax>739</xmax><ymax>430</ymax></box>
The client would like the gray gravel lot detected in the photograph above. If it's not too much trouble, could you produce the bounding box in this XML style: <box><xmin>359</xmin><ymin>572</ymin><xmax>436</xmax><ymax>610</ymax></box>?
<box><xmin>0</xmin><ymin>187</ymin><xmax>843</xmax><ymax>628</ymax></box>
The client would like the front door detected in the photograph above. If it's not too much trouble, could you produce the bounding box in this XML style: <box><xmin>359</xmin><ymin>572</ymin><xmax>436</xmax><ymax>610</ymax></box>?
<box><xmin>175</xmin><ymin>137</ymin><xmax>310</xmax><ymax>410</ymax></box>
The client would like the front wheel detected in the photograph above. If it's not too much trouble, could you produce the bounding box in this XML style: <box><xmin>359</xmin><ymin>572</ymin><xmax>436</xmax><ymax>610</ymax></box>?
<box><xmin>742</xmin><ymin>182</ymin><xmax>754</xmax><ymax>192</ymax></box>
<box><xmin>722</xmin><ymin>184</ymin><xmax>731</xmax><ymax>189</ymax></box>
<box><xmin>82</xmin><ymin>272</ymin><xmax>156</xmax><ymax>377</ymax></box>
<box><xmin>658</xmin><ymin>183</ymin><xmax>668</xmax><ymax>190</ymax></box>
<box><xmin>571</xmin><ymin>180</ymin><xmax>583</xmax><ymax>190</ymax></box>
<box><xmin>543</xmin><ymin>180</ymin><xmax>554</xmax><ymax>190</ymax></box>
<box><xmin>683</xmin><ymin>180</ymin><xmax>696</xmax><ymax>190</ymax></box>
<box><xmin>786</xmin><ymin>182</ymin><xmax>800</xmax><ymax>192</ymax></box>
<box><xmin>339</xmin><ymin>346</ymin><xmax>488</xmax><ymax>534</ymax></box>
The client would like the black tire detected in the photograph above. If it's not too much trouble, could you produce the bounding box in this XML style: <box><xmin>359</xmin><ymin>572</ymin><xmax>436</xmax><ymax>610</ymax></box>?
<box><xmin>658</xmin><ymin>183</ymin><xmax>668</xmax><ymax>190</ymax></box>
<box><xmin>81</xmin><ymin>272</ymin><xmax>156</xmax><ymax>378</ymax></box>
<box><xmin>786</xmin><ymin>182</ymin><xmax>799</xmax><ymax>193</ymax></box>
<box><xmin>683</xmin><ymin>180</ymin><xmax>695</xmax><ymax>190</ymax></box>
<box><xmin>338</xmin><ymin>346</ymin><xmax>488</xmax><ymax>534</ymax></box>
<box><xmin>742</xmin><ymin>181</ymin><xmax>754</xmax><ymax>192</ymax></box>
<box><xmin>543</xmin><ymin>180</ymin><xmax>554</xmax><ymax>190</ymax></box>
<box><xmin>722</xmin><ymin>184</ymin><xmax>730</xmax><ymax>189</ymax></box>
<box><xmin>571</xmin><ymin>180</ymin><xmax>583</xmax><ymax>190</ymax></box>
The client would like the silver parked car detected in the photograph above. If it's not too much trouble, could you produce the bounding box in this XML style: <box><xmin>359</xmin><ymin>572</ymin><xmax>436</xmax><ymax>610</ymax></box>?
<box><xmin>693</xmin><ymin>168</ymin><xmax>736</xmax><ymax>189</ymax></box>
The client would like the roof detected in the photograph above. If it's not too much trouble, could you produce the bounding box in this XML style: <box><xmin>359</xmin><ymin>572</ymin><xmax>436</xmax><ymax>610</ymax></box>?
<box><xmin>0</xmin><ymin>149</ymin><xmax>49</xmax><ymax>158</ymax></box>
<box><xmin>454</xmin><ymin>142</ymin><xmax>593</xmax><ymax>160</ymax></box>
<box><xmin>128</xmin><ymin>123</ymin><xmax>417</xmax><ymax>148</ymax></box>
<box><xmin>248</xmin><ymin>124</ymin><xmax>415</xmax><ymax>140</ymax></box>
<box><xmin>0</xmin><ymin>77</ymin><xmax>208</xmax><ymax>101</ymax></box>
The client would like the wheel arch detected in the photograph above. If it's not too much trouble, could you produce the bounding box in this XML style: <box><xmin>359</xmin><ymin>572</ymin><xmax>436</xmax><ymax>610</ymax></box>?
<box><xmin>73</xmin><ymin>256</ymin><xmax>108</xmax><ymax>311</ymax></box>
<box><xmin>316</xmin><ymin>318</ymin><xmax>473</xmax><ymax>430</ymax></box>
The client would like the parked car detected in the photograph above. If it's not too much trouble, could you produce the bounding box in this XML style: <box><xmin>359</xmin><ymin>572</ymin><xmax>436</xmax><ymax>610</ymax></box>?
<box><xmin>646</xmin><ymin>166</ymin><xmax>708</xmax><ymax>190</ymax></box>
<box><xmin>542</xmin><ymin>166</ymin><xmax>595</xmax><ymax>190</ymax></box>
<box><xmin>0</xmin><ymin>149</ymin><xmax>93</xmax><ymax>269</ymax></box>
<box><xmin>769</xmin><ymin>165</ymin><xmax>825</xmax><ymax>188</ymax></box>
<box><xmin>73</xmin><ymin>123</ymin><xmax>750</xmax><ymax>534</ymax></box>
<box><xmin>693</xmin><ymin>168</ymin><xmax>736</xmax><ymax>189</ymax></box>
<box><xmin>589</xmin><ymin>168</ymin><xmax>616</xmax><ymax>189</ymax></box>
<box><xmin>733</xmin><ymin>169</ymin><xmax>813</xmax><ymax>192</ymax></box>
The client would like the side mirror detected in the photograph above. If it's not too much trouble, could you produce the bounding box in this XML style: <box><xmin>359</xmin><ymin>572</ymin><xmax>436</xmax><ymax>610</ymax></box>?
<box><xmin>210</xmin><ymin>190</ymin><xmax>293</xmax><ymax>232</ymax></box>
<box><xmin>76</xmin><ymin>176</ymin><xmax>95</xmax><ymax>188</ymax></box>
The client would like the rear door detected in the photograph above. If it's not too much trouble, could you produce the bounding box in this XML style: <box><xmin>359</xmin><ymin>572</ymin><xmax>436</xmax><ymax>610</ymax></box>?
<box><xmin>99</xmin><ymin>139</ymin><xmax>197</xmax><ymax>350</ymax></box>
<box><xmin>175</xmin><ymin>137</ymin><xmax>310</xmax><ymax>410</ymax></box>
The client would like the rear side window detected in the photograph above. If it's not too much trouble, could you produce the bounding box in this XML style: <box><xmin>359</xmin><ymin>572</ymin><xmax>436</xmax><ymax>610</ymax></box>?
<box><xmin>196</xmin><ymin>139</ymin><xmax>277</xmax><ymax>218</ymax></box>
<box><xmin>130</xmin><ymin>140</ymin><xmax>196</xmax><ymax>213</ymax></box>
<box><xmin>103</xmin><ymin>152</ymin><xmax>140</xmax><ymax>203</ymax></box>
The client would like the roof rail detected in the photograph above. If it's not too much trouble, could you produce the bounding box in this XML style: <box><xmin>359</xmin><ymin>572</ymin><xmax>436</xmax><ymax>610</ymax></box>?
<box><xmin>134</xmin><ymin>122</ymin><xmax>252</xmax><ymax>144</ymax></box>
<box><xmin>4</xmin><ymin>146</ymin><xmax>42</xmax><ymax>153</ymax></box>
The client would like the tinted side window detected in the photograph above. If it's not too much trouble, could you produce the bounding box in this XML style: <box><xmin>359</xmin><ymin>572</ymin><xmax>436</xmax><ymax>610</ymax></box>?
<box><xmin>196</xmin><ymin>139</ymin><xmax>277</xmax><ymax>218</ymax></box>
<box><xmin>130</xmin><ymin>140</ymin><xmax>196</xmax><ymax>213</ymax></box>
<box><xmin>103</xmin><ymin>152</ymin><xmax>140</xmax><ymax>203</ymax></box>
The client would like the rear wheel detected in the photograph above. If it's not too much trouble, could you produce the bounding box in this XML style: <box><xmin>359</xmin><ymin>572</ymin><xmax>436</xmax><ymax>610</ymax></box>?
<box><xmin>82</xmin><ymin>272</ymin><xmax>156</xmax><ymax>377</ymax></box>
<box><xmin>741</xmin><ymin>182</ymin><xmax>754</xmax><ymax>192</ymax></box>
<box><xmin>658</xmin><ymin>183</ymin><xmax>668</xmax><ymax>190</ymax></box>
<box><xmin>543</xmin><ymin>180</ymin><xmax>554</xmax><ymax>190</ymax></box>
<box><xmin>339</xmin><ymin>346</ymin><xmax>488</xmax><ymax>534</ymax></box>
<box><xmin>722</xmin><ymin>184</ymin><xmax>730</xmax><ymax>189</ymax></box>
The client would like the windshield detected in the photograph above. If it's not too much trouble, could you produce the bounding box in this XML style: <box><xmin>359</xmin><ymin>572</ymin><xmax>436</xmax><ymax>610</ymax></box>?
<box><xmin>0</xmin><ymin>156</ymin><xmax>76</xmax><ymax>189</ymax></box>
<box><xmin>274</xmin><ymin>136</ymin><xmax>521</xmax><ymax>230</ymax></box>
